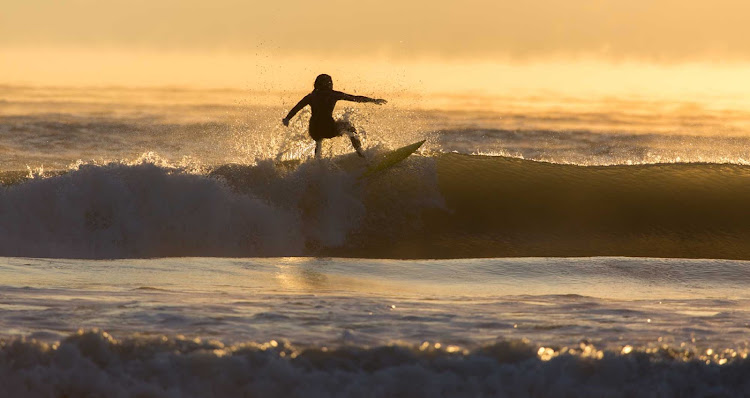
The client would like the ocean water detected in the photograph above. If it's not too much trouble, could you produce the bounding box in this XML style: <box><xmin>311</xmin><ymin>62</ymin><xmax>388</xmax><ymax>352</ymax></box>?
<box><xmin>2</xmin><ymin>85</ymin><xmax>750</xmax><ymax>396</ymax></box>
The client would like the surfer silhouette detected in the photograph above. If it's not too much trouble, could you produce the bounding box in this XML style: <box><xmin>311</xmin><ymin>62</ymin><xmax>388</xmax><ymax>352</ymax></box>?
<box><xmin>282</xmin><ymin>74</ymin><xmax>387</xmax><ymax>158</ymax></box>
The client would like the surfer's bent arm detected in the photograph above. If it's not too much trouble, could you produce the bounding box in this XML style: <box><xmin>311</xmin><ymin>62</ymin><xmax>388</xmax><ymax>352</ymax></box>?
<box><xmin>335</xmin><ymin>91</ymin><xmax>387</xmax><ymax>105</ymax></box>
<box><xmin>282</xmin><ymin>95</ymin><xmax>311</xmax><ymax>126</ymax></box>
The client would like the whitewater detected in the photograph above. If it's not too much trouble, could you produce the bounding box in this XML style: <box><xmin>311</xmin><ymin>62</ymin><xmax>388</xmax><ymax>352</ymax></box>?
<box><xmin>2</xmin><ymin>85</ymin><xmax>750</xmax><ymax>396</ymax></box>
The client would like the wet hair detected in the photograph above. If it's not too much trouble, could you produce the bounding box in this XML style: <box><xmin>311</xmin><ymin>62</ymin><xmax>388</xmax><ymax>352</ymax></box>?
<box><xmin>314</xmin><ymin>74</ymin><xmax>333</xmax><ymax>90</ymax></box>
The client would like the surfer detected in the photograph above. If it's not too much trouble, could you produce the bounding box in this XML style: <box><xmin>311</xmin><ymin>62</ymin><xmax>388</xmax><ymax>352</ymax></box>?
<box><xmin>282</xmin><ymin>74</ymin><xmax>387</xmax><ymax>158</ymax></box>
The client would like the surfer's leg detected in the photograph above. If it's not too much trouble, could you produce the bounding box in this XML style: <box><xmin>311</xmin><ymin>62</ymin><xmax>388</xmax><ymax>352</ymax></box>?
<box><xmin>349</xmin><ymin>135</ymin><xmax>364</xmax><ymax>158</ymax></box>
<box><xmin>336</xmin><ymin>120</ymin><xmax>365</xmax><ymax>158</ymax></box>
<box><xmin>314</xmin><ymin>140</ymin><xmax>322</xmax><ymax>158</ymax></box>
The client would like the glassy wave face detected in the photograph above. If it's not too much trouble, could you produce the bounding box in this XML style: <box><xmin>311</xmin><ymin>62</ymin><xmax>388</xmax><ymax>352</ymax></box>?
<box><xmin>3</xmin><ymin>153</ymin><xmax>750</xmax><ymax>259</ymax></box>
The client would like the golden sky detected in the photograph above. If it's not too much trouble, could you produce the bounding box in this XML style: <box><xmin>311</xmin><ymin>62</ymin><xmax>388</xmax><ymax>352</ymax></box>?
<box><xmin>2</xmin><ymin>0</ymin><xmax>749</xmax><ymax>93</ymax></box>
<box><xmin>4</xmin><ymin>0</ymin><xmax>749</xmax><ymax>59</ymax></box>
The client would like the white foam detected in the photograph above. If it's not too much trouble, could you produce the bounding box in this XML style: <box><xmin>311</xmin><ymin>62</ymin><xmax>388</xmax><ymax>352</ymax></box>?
<box><xmin>0</xmin><ymin>330</ymin><xmax>747</xmax><ymax>398</ymax></box>
<box><xmin>0</xmin><ymin>162</ymin><xmax>304</xmax><ymax>258</ymax></box>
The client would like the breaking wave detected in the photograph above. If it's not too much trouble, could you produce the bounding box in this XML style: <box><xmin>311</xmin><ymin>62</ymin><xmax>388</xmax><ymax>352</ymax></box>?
<box><xmin>4</xmin><ymin>153</ymin><xmax>750</xmax><ymax>259</ymax></box>
<box><xmin>1</xmin><ymin>330</ymin><xmax>748</xmax><ymax>398</ymax></box>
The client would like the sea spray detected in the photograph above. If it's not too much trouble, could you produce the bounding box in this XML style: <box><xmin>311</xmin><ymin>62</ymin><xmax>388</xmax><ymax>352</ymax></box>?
<box><xmin>0</xmin><ymin>162</ymin><xmax>303</xmax><ymax>258</ymax></box>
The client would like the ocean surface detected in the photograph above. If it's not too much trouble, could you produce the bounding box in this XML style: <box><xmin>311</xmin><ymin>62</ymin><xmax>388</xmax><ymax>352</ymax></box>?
<box><xmin>2</xmin><ymin>85</ymin><xmax>750</xmax><ymax>396</ymax></box>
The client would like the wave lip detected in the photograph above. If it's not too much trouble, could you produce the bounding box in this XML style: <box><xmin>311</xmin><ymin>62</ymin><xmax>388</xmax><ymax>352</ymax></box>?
<box><xmin>1</xmin><ymin>330</ymin><xmax>748</xmax><ymax>398</ymax></box>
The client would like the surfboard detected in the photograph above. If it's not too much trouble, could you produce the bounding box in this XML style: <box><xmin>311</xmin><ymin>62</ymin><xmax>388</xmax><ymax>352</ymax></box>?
<box><xmin>359</xmin><ymin>140</ymin><xmax>426</xmax><ymax>179</ymax></box>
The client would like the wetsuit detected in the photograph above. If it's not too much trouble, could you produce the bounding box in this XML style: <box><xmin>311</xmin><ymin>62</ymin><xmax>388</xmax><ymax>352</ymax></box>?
<box><xmin>284</xmin><ymin>89</ymin><xmax>376</xmax><ymax>140</ymax></box>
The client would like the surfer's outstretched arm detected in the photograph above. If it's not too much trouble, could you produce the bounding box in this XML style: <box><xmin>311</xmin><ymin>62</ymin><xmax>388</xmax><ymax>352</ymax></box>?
<box><xmin>282</xmin><ymin>95</ymin><xmax>311</xmax><ymax>126</ymax></box>
<box><xmin>335</xmin><ymin>91</ymin><xmax>387</xmax><ymax>105</ymax></box>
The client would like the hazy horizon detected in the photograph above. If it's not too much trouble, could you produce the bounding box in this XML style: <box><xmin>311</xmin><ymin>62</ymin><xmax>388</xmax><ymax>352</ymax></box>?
<box><xmin>4</xmin><ymin>0</ymin><xmax>750</xmax><ymax>97</ymax></box>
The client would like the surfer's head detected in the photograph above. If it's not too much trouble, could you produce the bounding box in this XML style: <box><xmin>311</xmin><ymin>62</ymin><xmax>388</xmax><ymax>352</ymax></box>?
<box><xmin>314</xmin><ymin>74</ymin><xmax>333</xmax><ymax>90</ymax></box>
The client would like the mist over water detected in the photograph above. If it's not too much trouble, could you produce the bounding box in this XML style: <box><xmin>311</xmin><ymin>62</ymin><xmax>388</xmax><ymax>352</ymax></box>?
<box><xmin>4</xmin><ymin>85</ymin><xmax>750</xmax><ymax>170</ymax></box>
